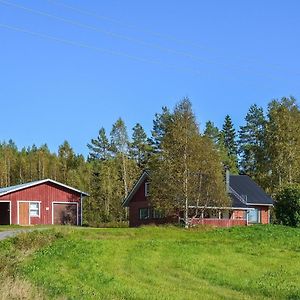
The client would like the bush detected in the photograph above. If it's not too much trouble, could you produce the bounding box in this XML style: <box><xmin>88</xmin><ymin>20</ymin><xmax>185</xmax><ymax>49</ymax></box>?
<box><xmin>275</xmin><ymin>185</ymin><xmax>300</xmax><ymax>227</ymax></box>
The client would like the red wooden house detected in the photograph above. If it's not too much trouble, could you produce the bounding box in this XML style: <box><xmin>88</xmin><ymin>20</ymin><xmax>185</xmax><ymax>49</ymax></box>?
<box><xmin>122</xmin><ymin>171</ymin><xmax>273</xmax><ymax>227</ymax></box>
<box><xmin>0</xmin><ymin>179</ymin><xmax>88</xmax><ymax>226</ymax></box>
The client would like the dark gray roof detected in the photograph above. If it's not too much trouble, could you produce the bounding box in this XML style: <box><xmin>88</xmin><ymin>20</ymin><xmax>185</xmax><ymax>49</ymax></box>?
<box><xmin>122</xmin><ymin>172</ymin><xmax>273</xmax><ymax>208</ymax></box>
<box><xmin>229</xmin><ymin>193</ymin><xmax>248</xmax><ymax>208</ymax></box>
<box><xmin>229</xmin><ymin>175</ymin><xmax>273</xmax><ymax>205</ymax></box>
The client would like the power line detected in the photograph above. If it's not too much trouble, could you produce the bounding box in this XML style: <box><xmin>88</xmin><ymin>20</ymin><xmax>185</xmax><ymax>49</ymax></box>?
<box><xmin>2</xmin><ymin>0</ymin><xmax>298</xmax><ymax>81</ymax></box>
<box><xmin>48</xmin><ymin>0</ymin><xmax>300</xmax><ymax>78</ymax></box>
<box><xmin>0</xmin><ymin>22</ymin><xmax>205</xmax><ymax>76</ymax></box>
<box><xmin>0</xmin><ymin>0</ymin><xmax>246</xmax><ymax>73</ymax></box>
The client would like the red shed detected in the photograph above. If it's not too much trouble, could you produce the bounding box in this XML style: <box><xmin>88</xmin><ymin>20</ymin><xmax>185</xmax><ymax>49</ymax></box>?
<box><xmin>0</xmin><ymin>179</ymin><xmax>89</xmax><ymax>226</ymax></box>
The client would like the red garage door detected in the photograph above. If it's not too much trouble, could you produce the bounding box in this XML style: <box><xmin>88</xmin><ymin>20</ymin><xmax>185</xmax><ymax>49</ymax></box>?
<box><xmin>53</xmin><ymin>203</ymin><xmax>78</xmax><ymax>225</ymax></box>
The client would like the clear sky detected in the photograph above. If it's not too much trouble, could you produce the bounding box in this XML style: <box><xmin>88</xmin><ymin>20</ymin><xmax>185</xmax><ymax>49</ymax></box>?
<box><xmin>1</xmin><ymin>0</ymin><xmax>300</xmax><ymax>156</ymax></box>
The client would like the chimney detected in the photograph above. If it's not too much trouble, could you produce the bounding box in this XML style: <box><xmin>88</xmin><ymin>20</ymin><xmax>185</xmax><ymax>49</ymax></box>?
<box><xmin>225</xmin><ymin>168</ymin><xmax>230</xmax><ymax>193</ymax></box>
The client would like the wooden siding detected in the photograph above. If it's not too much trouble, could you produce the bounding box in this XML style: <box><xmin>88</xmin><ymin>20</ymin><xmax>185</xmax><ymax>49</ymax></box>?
<box><xmin>127</xmin><ymin>178</ymin><xmax>271</xmax><ymax>227</ymax></box>
<box><xmin>0</xmin><ymin>182</ymin><xmax>82</xmax><ymax>225</ymax></box>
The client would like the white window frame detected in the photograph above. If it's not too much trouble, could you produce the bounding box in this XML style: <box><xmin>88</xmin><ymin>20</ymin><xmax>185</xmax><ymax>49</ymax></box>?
<box><xmin>17</xmin><ymin>200</ymin><xmax>41</xmax><ymax>225</ymax></box>
<box><xmin>29</xmin><ymin>202</ymin><xmax>40</xmax><ymax>217</ymax></box>
<box><xmin>145</xmin><ymin>182</ymin><xmax>150</xmax><ymax>197</ymax></box>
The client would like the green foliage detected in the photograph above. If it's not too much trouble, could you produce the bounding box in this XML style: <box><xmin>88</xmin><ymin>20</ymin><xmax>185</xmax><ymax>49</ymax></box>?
<box><xmin>203</xmin><ymin>121</ymin><xmax>219</xmax><ymax>146</ymax></box>
<box><xmin>0</xmin><ymin>229</ymin><xmax>64</xmax><ymax>299</ymax></box>
<box><xmin>8</xmin><ymin>226</ymin><xmax>300</xmax><ymax>300</ymax></box>
<box><xmin>87</xmin><ymin>127</ymin><xmax>111</xmax><ymax>160</ymax></box>
<box><xmin>130</xmin><ymin>123</ymin><xmax>152</xmax><ymax>168</ymax></box>
<box><xmin>238</xmin><ymin>104</ymin><xmax>266</xmax><ymax>180</ymax></box>
<box><xmin>265</xmin><ymin>97</ymin><xmax>300</xmax><ymax>190</ymax></box>
<box><xmin>275</xmin><ymin>185</ymin><xmax>300</xmax><ymax>227</ymax></box>
<box><xmin>150</xmin><ymin>98</ymin><xmax>228</xmax><ymax>225</ymax></box>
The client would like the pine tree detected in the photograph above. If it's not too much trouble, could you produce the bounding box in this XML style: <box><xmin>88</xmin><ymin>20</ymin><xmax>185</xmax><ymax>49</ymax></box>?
<box><xmin>150</xmin><ymin>106</ymin><xmax>172</xmax><ymax>153</ymax></box>
<box><xmin>238</xmin><ymin>104</ymin><xmax>266</xmax><ymax>178</ymax></box>
<box><xmin>87</xmin><ymin>127</ymin><xmax>111</xmax><ymax>161</ymax></box>
<box><xmin>130</xmin><ymin>123</ymin><xmax>152</xmax><ymax>169</ymax></box>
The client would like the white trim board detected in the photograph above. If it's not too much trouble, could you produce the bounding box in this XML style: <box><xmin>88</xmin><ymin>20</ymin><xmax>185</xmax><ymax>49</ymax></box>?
<box><xmin>17</xmin><ymin>200</ymin><xmax>41</xmax><ymax>225</ymax></box>
<box><xmin>52</xmin><ymin>202</ymin><xmax>79</xmax><ymax>226</ymax></box>
<box><xmin>0</xmin><ymin>200</ymin><xmax>12</xmax><ymax>225</ymax></box>
<box><xmin>0</xmin><ymin>179</ymin><xmax>89</xmax><ymax>197</ymax></box>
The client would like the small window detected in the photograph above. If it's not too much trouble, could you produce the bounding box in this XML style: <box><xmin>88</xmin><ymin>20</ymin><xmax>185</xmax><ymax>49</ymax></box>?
<box><xmin>30</xmin><ymin>202</ymin><xmax>40</xmax><ymax>217</ymax></box>
<box><xmin>139</xmin><ymin>208</ymin><xmax>150</xmax><ymax>220</ymax></box>
<box><xmin>248</xmin><ymin>208</ymin><xmax>260</xmax><ymax>223</ymax></box>
<box><xmin>145</xmin><ymin>182</ymin><xmax>150</xmax><ymax>196</ymax></box>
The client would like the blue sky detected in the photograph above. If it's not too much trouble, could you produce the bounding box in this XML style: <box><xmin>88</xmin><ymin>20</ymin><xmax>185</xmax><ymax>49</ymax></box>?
<box><xmin>1</xmin><ymin>0</ymin><xmax>300</xmax><ymax>156</ymax></box>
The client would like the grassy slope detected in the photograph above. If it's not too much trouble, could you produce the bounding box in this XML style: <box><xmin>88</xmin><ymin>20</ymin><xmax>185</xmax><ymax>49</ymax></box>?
<box><xmin>9</xmin><ymin>225</ymin><xmax>299</xmax><ymax>300</ymax></box>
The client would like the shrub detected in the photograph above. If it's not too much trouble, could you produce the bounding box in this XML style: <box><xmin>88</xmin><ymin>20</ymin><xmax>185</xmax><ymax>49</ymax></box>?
<box><xmin>275</xmin><ymin>184</ymin><xmax>300</xmax><ymax>227</ymax></box>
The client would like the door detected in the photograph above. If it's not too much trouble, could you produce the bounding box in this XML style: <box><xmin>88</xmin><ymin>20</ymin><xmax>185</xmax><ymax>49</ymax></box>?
<box><xmin>53</xmin><ymin>203</ymin><xmax>77</xmax><ymax>225</ymax></box>
<box><xmin>19</xmin><ymin>202</ymin><xmax>30</xmax><ymax>225</ymax></box>
<box><xmin>0</xmin><ymin>202</ymin><xmax>10</xmax><ymax>225</ymax></box>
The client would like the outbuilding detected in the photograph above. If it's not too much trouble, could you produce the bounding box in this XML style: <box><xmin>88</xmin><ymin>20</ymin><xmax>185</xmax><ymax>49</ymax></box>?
<box><xmin>0</xmin><ymin>179</ymin><xmax>89</xmax><ymax>226</ymax></box>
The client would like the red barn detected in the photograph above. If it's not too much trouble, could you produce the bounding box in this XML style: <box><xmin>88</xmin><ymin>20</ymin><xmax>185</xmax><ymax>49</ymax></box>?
<box><xmin>0</xmin><ymin>179</ymin><xmax>89</xmax><ymax>226</ymax></box>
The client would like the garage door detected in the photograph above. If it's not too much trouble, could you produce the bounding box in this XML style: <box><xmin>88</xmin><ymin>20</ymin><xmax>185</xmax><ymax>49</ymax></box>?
<box><xmin>53</xmin><ymin>203</ymin><xmax>77</xmax><ymax>225</ymax></box>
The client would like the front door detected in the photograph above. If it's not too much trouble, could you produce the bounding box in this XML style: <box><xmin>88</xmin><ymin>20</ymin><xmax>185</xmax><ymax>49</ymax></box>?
<box><xmin>0</xmin><ymin>202</ymin><xmax>10</xmax><ymax>225</ymax></box>
<box><xmin>19</xmin><ymin>202</ymin><xmax>30</xmax><ymax>225</ymax></box>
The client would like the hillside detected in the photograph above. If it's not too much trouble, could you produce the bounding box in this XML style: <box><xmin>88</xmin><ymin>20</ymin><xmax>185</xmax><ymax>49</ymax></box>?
<box><xmin>0</xmin><ymin>225</ymin><xmax>299</xmax><ymax>299</ymax></box>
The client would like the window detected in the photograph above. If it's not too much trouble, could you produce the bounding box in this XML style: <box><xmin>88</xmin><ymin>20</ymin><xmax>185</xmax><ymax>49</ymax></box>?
<box><xmin>145</xmin><ymin>182</ymin><xmax>150</xmax><ymax>196</ymax></box>
<box><xmin>248</xmin><ymin>208</ymin><xmax>260</xmax><ymax>223</ymax></box>
<box><xmin>29</xmin><ymin>202</ymin><xmax>40</xmax><ymax>217</ymax></box>
<box><xmin>139</xmin><ymin>208</ymin><xmax>150</xmax><ymax>220</ymax></box>
<box><xmin>153</xmin><ymin>209</ymin><xmax>164</xmax><ymax>219</ymax></box>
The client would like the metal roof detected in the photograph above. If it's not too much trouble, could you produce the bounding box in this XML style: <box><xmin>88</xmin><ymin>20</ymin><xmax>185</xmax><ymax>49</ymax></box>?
<box><xmin>229</xmin><ymin>175</ymin><xmax>273</xmax><ymax>205</ymax></box>
<box><xmin>0</xmin><ymin>179</ymin><xmax>89</xmax><ymax>197</ymax></box>
<box><xmin>122</xmin><ymin>171</ymin><xmax>273</xmax><ymax>208</ymax></box>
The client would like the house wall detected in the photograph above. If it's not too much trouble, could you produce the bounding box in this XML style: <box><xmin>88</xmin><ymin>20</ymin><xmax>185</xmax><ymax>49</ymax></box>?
<box><xmin>248</xmin><ymin>205</ymin><xmax>270</xmax><ymax>224</ymax></box>
<box><xmin>128</xmin><ymin>179</ymin><xmax>173</xmax><ymax>227</ymax></box>
<box><xmin>232</xmin><ymin>210</ymin><xmax>246</xmax><ymax>220</ymax></box>
<box><xmin>127</xmin><ymin>177</ymin><xmax>271</xmax><ymax>227</ymax></box>
<box><xmin>0</xmin><ymin>182</ymin><xmax>82</xmax><ymax>225</ymax></box>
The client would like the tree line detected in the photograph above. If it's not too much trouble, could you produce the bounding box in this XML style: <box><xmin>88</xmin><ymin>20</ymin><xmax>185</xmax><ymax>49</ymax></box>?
<box><xmin>1</xmin><ymin>96</ymin><xmax>299</xmax><ymax>225</ymax></box>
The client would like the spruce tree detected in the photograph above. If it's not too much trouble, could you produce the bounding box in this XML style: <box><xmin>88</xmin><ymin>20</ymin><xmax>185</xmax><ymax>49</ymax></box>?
<box><xmin>221</xmin><ymin>115</ymin><xmax>238</xmax><ymax>171</ymax></box>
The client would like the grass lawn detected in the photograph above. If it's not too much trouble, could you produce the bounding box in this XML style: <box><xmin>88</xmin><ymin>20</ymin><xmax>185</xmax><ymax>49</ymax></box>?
<box><xmin>1</xmin><ymin>225</ymin><xmax>300</xmax><ymax>299</ymax></box>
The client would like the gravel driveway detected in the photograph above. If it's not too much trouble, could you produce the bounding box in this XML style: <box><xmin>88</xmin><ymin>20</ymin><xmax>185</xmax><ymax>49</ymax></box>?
<box><xmin>0</xmin><ymin>229</ymin><xmax>36</xmax><ymax>241</ymax></box>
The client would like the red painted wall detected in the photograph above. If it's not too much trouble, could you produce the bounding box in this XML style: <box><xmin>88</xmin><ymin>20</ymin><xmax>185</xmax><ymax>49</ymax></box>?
<box><xmin>0</xmin><ymin>182</ymin><xmax>82</xmax><ymax>225</ymax></box>
<box><xmin>128</xmin><ymin>179</ymin><xmax>271</xmax><ymax>227</ymax></box>
<box><xmin>128</xmin><ymin>179</ymin><xmax>174</xmax><ymax>227</ymax></box>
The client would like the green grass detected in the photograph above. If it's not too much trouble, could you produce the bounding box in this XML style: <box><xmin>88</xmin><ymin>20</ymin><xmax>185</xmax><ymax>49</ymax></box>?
<box><xmin>1</xmin><ymin>225</ymin><xmax>300</xmax><ymax>299</ymax></box>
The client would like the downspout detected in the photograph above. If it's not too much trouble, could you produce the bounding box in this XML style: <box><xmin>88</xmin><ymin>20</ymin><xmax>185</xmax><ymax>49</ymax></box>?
<box><xmin>225</xmin><ymin>169</ymin><xmax>230</xmax><ymax>193</ymax></box>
